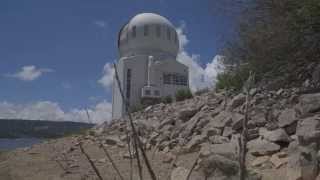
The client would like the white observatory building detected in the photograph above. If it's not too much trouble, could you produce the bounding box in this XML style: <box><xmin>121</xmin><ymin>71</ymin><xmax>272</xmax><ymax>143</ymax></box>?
<box><xmin>112</xmin><ymin>13</ymin><xmax>189</xmax><ymax>119</ymax></box>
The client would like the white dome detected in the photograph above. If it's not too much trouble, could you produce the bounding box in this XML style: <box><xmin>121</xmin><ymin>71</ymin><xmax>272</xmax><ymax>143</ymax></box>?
<box><xmin>118</xmin><ymin>13</ymin><xmax>179</xmax><ymax>58</ymax></box>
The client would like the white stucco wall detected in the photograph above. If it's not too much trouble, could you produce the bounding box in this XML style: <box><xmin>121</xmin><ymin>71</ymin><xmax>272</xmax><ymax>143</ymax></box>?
<box><xmin>112</xmin><ymin>54</ymin><xmax>189</xmax><ymax>119</ymax></box>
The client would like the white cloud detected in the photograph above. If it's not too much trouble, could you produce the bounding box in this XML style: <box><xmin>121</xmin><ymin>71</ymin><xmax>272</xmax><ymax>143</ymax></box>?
<box><xmin>0</xmin><ymin>100</ymin><xmax>112</xmax><ymax>124</ymax></box>
<box><xmin>98</xmin><ymin>63</ymin><xmax>114</xmax><ymax>90</ymax></box>
<box><xmin>6</xmin><ymin>65</ymin><xmax>53</xmax><ymax>81</ymax></box>
<box><xmin>94</xmin><ymin>20</ymin><xmax>108</xmax><ymax>28</ymax></box>
<box><xmin>176</xmin><ymin>23</ymin><xmax>224</xmax><ymax>92</ymax></box>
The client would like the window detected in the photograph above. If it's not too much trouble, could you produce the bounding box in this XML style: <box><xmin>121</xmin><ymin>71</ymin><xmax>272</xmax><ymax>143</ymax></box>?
<box><xmin>167</xmin><ymin>28</ymin><xmax>171</xmax><ymax>40</ymax></box>
<box><xmin>163</xmin><ymin>73</ymin><xmax>188</xmax><ymax>86</ymax></box>
<box><xmin>132</xmin><ymin>26</ymin><xmax>136</xmax><ymax>38</ymax></box>
<box><xmin>163</xmin><ymin>74</ymin><xmax>171</xmax><ymax>84</ymax></box>
<box><xmin>174</xmin><ymin>32</ymin><xmax>178</xmax><ymax>44</ymax></box>
<box><xmin>144</xmin><ymin>25</ymin><xmax>149</xmax><ymax>36</ymax></box>
<box><xmin>156</xmin><ymin>25</ymin><xmax>161</xmax><ymax>38</ymax></box>
<box><xmin>154</xmin><ymin>90</ymin><xmax>160</xmax><ymax>96</ymax></box>
<box><xmin>126</xmin><ymin>69</ymin><xmax>131</xmax><ymax>99</ymax></box>
<box><xmin>145</xmin><ymin>90</ymin><xmax>151</xmax><ymax>95</ymax></box>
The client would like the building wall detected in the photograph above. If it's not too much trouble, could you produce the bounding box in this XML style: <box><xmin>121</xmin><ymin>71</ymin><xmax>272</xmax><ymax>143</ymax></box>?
<box><xmin>112</xmin><ymin>54</ymin><xmax>189</xmax><ymax>120</ymax></box>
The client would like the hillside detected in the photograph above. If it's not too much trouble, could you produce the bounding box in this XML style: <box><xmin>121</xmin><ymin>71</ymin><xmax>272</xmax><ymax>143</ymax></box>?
<box><xmin>0</xmin><ymin>119</ymin><xmax>94</xmax><ymax>138</ymax></box>
<box><xmin>1</xmin><ymin>87</ymin><xmax>320</xmax><ymax>179</ymax></box>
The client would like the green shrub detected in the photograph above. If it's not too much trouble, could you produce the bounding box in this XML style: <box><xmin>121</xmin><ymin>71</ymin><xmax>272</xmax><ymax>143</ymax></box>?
<box><xmin>175</xmin><ymin>89</ymin><xmax>193</xmax><ymax>101</ymax></box>
<box><xmin>194</xmin><ymin>88</ymin><xmax>210</xmax><ymax>96</ymax></box>
<box><xmin>161</xmin><ymin>95</ymin><xmax>173</xmax><ymax>104</ymax></box>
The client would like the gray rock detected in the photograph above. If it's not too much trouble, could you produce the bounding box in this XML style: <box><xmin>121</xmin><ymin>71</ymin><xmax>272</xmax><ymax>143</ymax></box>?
<box><xmin>180</xmin><ymin>111</ymin><xmax>205</xmax><ymax>138</ymax></box>
<box><xmin>178</xmin><ymin>107</ymin><xmax>199</xmax><ymax>122</ymax></box>
<box><xmin>228</xmin><ymin>93</ymin><xmax>246</xmax><ymax>110</ymax></box>
<box><xmin>231</xmin><ymin>113</ymin><xmax>245</xmax><ymax>130</ymax></box>
<box><xmin>209</xmin><ymin>135</ymin><xmax>229</xmax><ymax>144</ymax></box>
<box><xmin>200</xmin><ymin>142</ymin><xmax>238</xmax><ymax>160</ymax></box>
<box><xmin>298</xmin><ymin>93</ymin><xmax>320</xmax><ymax>115</ymax></box>
<box><xmin>104</xmin><ymin>136</ymin><xmax>121</xmax><ymax>146</ymax></box>
<box><xmin>207</xmin><ymin>111</ymin><xmax>233</xmax><ymax>129</ymax></box>
<box><xmin>199</xmin><ymin>154</ymin><xmax>239</xmax><ymax>177</ymax></box>
<box><xmin>296</xmin><ymin>115</ymin><xmax>320</xmax><ymax>145</ymax></box>
<box><xmin>248</xmin><ymin>138</ymin><xmax>280</xmax><ymax>156</ymax></box>
<box><xmin>185</xmin><ymin>135</ymin><xmax>207</xmax><ymax>152</ymax></box>
<box><xmin>203</xmin><ymin>127</ymin><xmax>222</xmax><ymax>137</ymax></box>
<box><xmin>259</xmin><ymin>128</ymin><xmax>291</xmax><ymax>143</ymax></box>
<box><xmin>278</xmin><ymin>108</ymin><xmax>297</xmax><ymax>128</ymax></box>
<box><xmin>287</xmin><ymin>143</ymin><xmax>318</xmax><ymax>180</ymax></box>
<box><xmin>170</xmin><ymin>167</ymin><xmax>189</xmax><ymax>180</ymax></box>
<box><xmin>159</xmin><ymin>118</ymin><xmax>175</xmax><ymax>129</ymax></box>
<box><xmin>222</xmin><ymin>126</ymin><xmax>233</xmax><ymax>137</ymax></box>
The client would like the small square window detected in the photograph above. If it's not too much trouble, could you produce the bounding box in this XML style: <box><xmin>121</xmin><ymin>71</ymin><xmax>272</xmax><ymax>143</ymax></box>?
<box><xmin>145</xmin><ymin>90</ymin><xmax>151</xmax><ymax>95</ymax></box>
<box><xmin>132</xmin><ymin>26</ymin><xmax>136</xmax><ymax>38</ymax></box>
<box><xmin>154</xmin><ymin>90</ymin><xmax>160</xmax><ymax>96</ymax></box>
<box><xmin>144</xmin><ymin>25</ymin><xmax>149</xmax><ymax>36</ymax></box>
<box><xmin>156</xmin><ymin>25</ymin><xmax>161</xmax><ymax>38</ymax></box>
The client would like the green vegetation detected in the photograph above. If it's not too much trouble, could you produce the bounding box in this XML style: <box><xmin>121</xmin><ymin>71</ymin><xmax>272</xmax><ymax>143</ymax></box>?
<box><xmin>194</xmin><ymin>88</ymin><xmax>210</xmax><ymax>96</ymax></box>
<box><xmin>216</xmin><ymin>0</ymin><xmax>320</xmax><ymax>91</ymax></box>
<box><xmin>161</xmin><ymin>95</ymin><xmax>173</xmax><ymax>104</ymax></box>
<box><xmin>175</xmin><ymin>89</ymin><xmax>193</xmax><ymax>101</ymax></box>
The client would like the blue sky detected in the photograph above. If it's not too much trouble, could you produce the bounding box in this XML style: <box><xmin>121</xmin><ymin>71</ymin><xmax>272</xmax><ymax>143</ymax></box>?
<box><xmin>0</xmin><ymin>0</ymin><xmax>241</xmax><ymax>123</ymax></box>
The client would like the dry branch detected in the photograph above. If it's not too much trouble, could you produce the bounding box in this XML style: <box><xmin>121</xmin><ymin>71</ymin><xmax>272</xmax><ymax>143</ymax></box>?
<box><xmin>113</xmin><ymin>63</ymin><xmax>157</xmax><ymax>180</ymax></box>
<box><xmin>79</xmin><ymin>142</ymin><xmax>104</xmax><ymax>180</ymax></box>
<box><xmin>99</xmin><ymin>143</ymin><xmax>125</xmax><ymax>180</ymax></box>
<box><xmin>239</xmin><ymin>71</ymin><xmax>255</xmax><ymax>180</ymax></box>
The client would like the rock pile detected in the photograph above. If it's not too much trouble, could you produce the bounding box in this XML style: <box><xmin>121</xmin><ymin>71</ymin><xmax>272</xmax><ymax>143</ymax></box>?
<box><xmin>94</xmin><ymin>88</ymin><xmax>320</xmax><ymax>180</ymax></box>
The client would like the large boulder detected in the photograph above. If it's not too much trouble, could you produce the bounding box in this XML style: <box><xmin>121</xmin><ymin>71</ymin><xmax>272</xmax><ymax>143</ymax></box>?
<box><xmin>178</xmin><ymin>107</ymin><xmax>199</xmax><ymax>122</ymax></box>
<box><xmin>259</xmin><ymin>128</ymin><xmax>291</xmax><ymax>144</ymax></box>
<box><xmin>199</xmin><ymin>142</ymin><xmax>238</xmax><ymax>160</ymax></box>
<box><xmin>298</xmin><ymin>93</ymin><xmax>320</xmax><ymax>115</ymax></box>
<box><xmin>296</xmin><ymin>115</ymin><xmax>320</xmax><ymax>145</ymax></box>
<box><xmin>199</xmin><ymin>154</ymin><xmax>239</xmax><ymax>177</ymax></box>
<box><xmin>287</xmin><ymin>143</ymin><xmax>319</xmax><ymax>180</ymax></box>
<box><xmin>247</xmin><ymin>138</ymin><xmax>281</xmax><ymax>156</ymax></box>
<box><xmin>228</xmin><ymin>93</ymin><xmax>246</xmax><ymax>110</ymax></box>
<box><xmin>278</xmin><ymin>108</ymin><xmax>297</xmax><ymax>128</ymax></box>
<box><xmin>207</xmin><ymin>111</ymin><xmax>233</xmax><ymax>129</ymax></box>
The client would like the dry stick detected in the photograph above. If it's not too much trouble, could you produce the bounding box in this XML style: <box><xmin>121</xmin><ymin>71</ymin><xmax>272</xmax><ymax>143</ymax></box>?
<box><xmin>125</xmin><ymin>127</ymin><xmax>134</xmax><ymax>180</ymax></box>
<box><xmin>86</xmin><ymin>109</ymin><xmax>125</xmax><ymax>180</ymax></box>
<box><xmin>113</xmin><ymin>63</ymin><xmax>144</xmax><ymax>180</ymax></box>
<box><xmin>79</xmin><ymin>142</ymin><xmax>104</xmax><ymax>180</ymax></box>
<box><xmin>186</xmin><ymin>154</ymin><xmax>199</xmax><ymax>180</ymax></box>
<box><xmin>100</xmin><ymin>143</ymin><xmax>125</xmax><ymax>180</ymax></box>
<box><xmin>239</xmin><ymin>71</ymin><xmax>254</xmax><ymax>180</ymax></box>
<box><xmin>114</xmin><ymin>63</ymin><xmax>157</xmax><ymax>180</ymax></box>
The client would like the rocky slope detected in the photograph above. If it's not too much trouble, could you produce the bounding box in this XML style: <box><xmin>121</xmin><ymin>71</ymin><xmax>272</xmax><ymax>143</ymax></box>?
<box><xmin>1</xmin><ymin>87</ymin><xmax>320</xmax><ymax>180</ymax></box>
<box><xmin>94</xmin><ymin>87</ymin><xmax>320</xmax><ymax>180</ymax></box>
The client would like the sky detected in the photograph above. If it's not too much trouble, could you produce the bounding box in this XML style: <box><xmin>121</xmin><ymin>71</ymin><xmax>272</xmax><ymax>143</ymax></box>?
<box><xmin>0</xmin><ymin>0</ymin><xmax>242</xmax><ymax>124</ymax></box>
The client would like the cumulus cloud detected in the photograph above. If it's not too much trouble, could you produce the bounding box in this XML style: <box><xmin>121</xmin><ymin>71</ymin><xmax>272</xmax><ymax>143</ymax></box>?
<box><xmin>93</xmin><ymin>20</ymin><xmax>108</xmax><ymax>28</ymax></box>
<box><xmin>176</xmin><ymin>23</ymin><xmax>224</xmax><ymax>92</ymax></box>
<box><xmin>6</xmin><ymin>65</ymin><xmax>53</xmax><ymax>81</ymax></box>
<box><xmin>0</xmin><ymin>101</ymin><xmax>112</xmax><ymax>124</ymax></box>
<box><xmin>98</xmin><ymin>63</ymin><xmax>114</xmax><ymax>90</ymax></box>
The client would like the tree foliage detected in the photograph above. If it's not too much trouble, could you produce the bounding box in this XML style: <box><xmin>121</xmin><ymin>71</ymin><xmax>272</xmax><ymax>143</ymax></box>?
<box><xmin>216</xmin><ymin>0</ymin><xmax>320</xmax><ymax>90</ymax></box>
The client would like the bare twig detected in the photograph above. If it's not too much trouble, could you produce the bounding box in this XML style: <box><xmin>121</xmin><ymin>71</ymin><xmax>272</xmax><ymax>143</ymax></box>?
<box><xmin>114</xmin><ymin>63</ymin><xmax>158</xmax><ymax>180</ymax></box>
<box><xmin>99</xmin><ymin>143</ymin><xmax>125</xmax><ymax>180</ymax></box>
<box><xmin>126</xmin><ymin>126</ymin><xmax>134</xmax><ymax>180</ymax></box>
<box><xmin>186</xmin><ymin>154</ymin><xmax>199</xmax><ymax>180</ymax></box>
<box><xmin>79</xmin><ymin>142</ymin><xmax>104</xmax><ymax>180</ymax></box>
<box><xmin>239</xmin><ymin>71</ymin><xmax>255</xmax><ymax>180</ymax></box>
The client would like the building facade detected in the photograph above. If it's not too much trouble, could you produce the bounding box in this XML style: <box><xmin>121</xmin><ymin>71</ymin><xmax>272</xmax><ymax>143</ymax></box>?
<box><xmin>112</xmin><ymin>13</ymin><xmax>189</xmax><ymax>119</ymax></box>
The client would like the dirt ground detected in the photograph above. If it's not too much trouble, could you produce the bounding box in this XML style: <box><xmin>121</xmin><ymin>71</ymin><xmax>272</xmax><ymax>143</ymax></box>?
<box><xmin>0</xmin><ymin>135</ymin><xmax>288</xmax><ymax>180</ymax></box>
<box><xmin>0</xmin><ymin>136</ymin><xmax>203</xmax><ymax>180</ymax></box>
